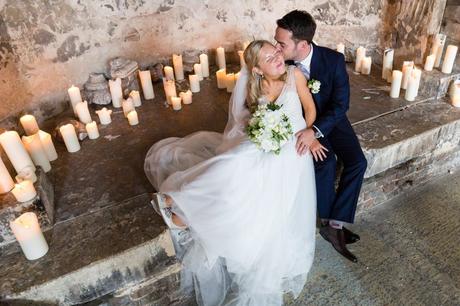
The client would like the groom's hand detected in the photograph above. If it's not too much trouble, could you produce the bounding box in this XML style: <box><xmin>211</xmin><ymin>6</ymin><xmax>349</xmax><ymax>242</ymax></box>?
<box><xmin>295</xmin><ymin>128</ymin><xmax>315</xmax><ymax>155</ymax></box>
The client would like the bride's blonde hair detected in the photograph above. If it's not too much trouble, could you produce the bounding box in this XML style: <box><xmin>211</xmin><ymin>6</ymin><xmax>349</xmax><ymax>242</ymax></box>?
<box><xmin>243</xmin><ymin>40</ymin><xmax>286</xmax><ymax>112</ymax></box>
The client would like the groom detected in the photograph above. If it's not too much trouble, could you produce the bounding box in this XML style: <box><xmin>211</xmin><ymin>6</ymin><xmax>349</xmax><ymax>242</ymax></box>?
<box><xmin>274</xmin><ymin>10</ymin><xmax>367</xmax><ymax>262</ymax></box>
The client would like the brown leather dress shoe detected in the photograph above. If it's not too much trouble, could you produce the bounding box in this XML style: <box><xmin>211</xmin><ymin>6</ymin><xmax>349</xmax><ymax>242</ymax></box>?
<box><xmin>343</xmin><ymin>227</ymin><xmax>360</xmax><ymax>244</ymax></box>
<box><xmin>320</xmin><ymin>226</ymin><xmax>358</xmax><ymax>263</ymax></box>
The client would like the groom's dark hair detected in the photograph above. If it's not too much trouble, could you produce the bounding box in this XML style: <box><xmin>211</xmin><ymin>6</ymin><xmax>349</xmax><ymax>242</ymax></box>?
<box><xmin>277</xmin><ymin>10</ymin><xmax>316</xmax><ymax>43</ymax></box>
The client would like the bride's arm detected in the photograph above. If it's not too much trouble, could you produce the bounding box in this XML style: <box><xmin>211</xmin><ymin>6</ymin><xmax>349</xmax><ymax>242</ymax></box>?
<box><xmin>293</xmin><ymin>68</ymin><xmax>316</xmax><ymax>127</ymax></box>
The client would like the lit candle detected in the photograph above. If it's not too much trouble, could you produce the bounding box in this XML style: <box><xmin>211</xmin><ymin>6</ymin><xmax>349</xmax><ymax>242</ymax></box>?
<box><xmin>355</xmin><ymin>46</ymin><xmax>366</xmax><ymax>72</ymax></box>
<box><xmin>189</xmin><ymin>74</ymin><xmax>200</xmax><ymax>93</ymax></box>
<box><xmin>216</xmin><ymin>69</ymin><xmax>226</xmax><ymax>89</ymax></box>
<box><xmin>199</xmin><ymin>54</ymin><xmax>210</xmax><ymax>77</ymax></box>
<box><xmin>20</xmin><ymin>115</ymin><xmax>39</xmax><ymax>136</ymax></box>
<box><xmin>225</xmin><ymin>73</ymin><xmax>236</xmax><ymax>93</ymax></box>
<box><xmin>75</xmin><ymin>101</ymin><xmax>92</xmax><ymax>124</ymax></box>
<box><xmin>59</xmin><ymin>124</ymin><xmax>80</xmax><ymax>153</ymax></box>
<box><xmin>38</xmin><ymin>130</ymin><xmax>58</xmax><ymax>162</ymax></box>
<box><xmin>432</xmin><ymin>33</ymin><xmax>446</xmax><ymax>68</ymax></box>
<box><xmin>21</xmin><ymin>134</ymin><xmax>51</xmax><ymax>173</ymax></box>
<box><xmin>0</xmin><ymin>156</ymin><xmax>14</xmax><ymax>194</ymax></box>
<box><xmin>194</xmin><ymin>63</ymin><xmax>203</xmax><ymax>81</ymax></box>
<box><xmin>129</xmin><ymin>90</ymin><xmax>142</xmax><ymax>107</ymax></box>
<box><xmin>127</xmin><ymin>110</ymin><xmax>139</xmax><ymax>125</ymax></box>
<box><xmin>0</xmin><ymin>131</ymin><xmax>35</xmax><ymax>173</ymax></box>
<box><xmin>122</xmin><ymin>98</ymin><xmax>135</xmax><ymax>117</ymax></box>
<box><xmin>171</xmin><ymin>96</ymin><xmax>182</xmax><ymax>111</ymax></box>
<box><xmin>67</xmin><ymin>85</ymin><xmax>82</xmax><ymax>115</ymax></box>
<box><xmin>216</xmin><ymin>47</ymin><xmax>226</xmax><ymax>70</ymax></box>
<box><xmin>336</xmin><ymin>43</ymin><xmax>345</xmax><ymax>54</ymax></box>
<box><xmin>382</xmin><ymin>49</ymin><xmax>394</xmax><ymax>82</ymax></box>
<box><xmin>86</xmin><ymin>121</ymin><xmax>100</xmax><ymax>139</ymax></box>
<box><xmin>163</xmin><ymin>78</ymin><xmax>177</xmax><ymax>104</ymax></box>
<box><xmin>139</xmin><ymin>70</ymin><xmax>155</xmax><ymax>100</ymax></box>
<box><xmin>424</xmin><ymin>54</ymin><xmax>436</xmax><ymax>71</ymax></box>
<box><xmin>172</xmin><ymin>54</ymin><xmax>185</xmax><ymax>80</ymax></box>
<box><xmin>401</xmin><ymin>61</ymin><xmax>414</xmax><ymax>90</ymax></box>
<box><xmin>238</xmin><ymin>50</ymin><xmax>246</xmax><ymax>69</ymax></box>
<box><xmin>164</xmin><ymin>66</ymin><xmax>175</xmax><ymax>81</ymax></box>
<box><xmin>15</xmin><ymin>166</ymin><xmax>37</xmax><ymax>183</ymax></box>
<box><xmin>450</xmin><ymin>80</ymin><xmax>460</xmax><ymax>107</ymax></box>
<box><xmin>109</xmin><ymin>78</ymin><xmax>123</xmax><ymax>108</ymax></box>
<box><xmin>360</xmin><ymin>57</ymin><xmax>372</xmax><ymax>75</ymax></box>
<box><xmin>96</xmin><ymin>107</ymin><xmax>112</xmax><ymax>125</ymax></box>
<box><xmin>390</xmin><ymin>70</ymin><xmax>402</xmax><ymax>98</ymax></box>
<box><xmin>441</xmin><ymin>45</ymin><xmax>458</xmax><ymax>74</ymax></box>
<box><xmin>11</xmin><ymin>181</ymin><xmax>37</xmax><ymax>203</ymax></box>
<box><xmin>10</xmin><ymin>212</ymin><xmax>49</xmax><ymax>260</ymax></box>
<box><xmin>180</xmin><ymin>90</ymin><xmax>193</xmax><ymax>105</ymax></box>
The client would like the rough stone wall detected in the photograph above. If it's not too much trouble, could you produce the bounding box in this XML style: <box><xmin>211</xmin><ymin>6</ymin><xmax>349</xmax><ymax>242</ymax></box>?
<box><xmin>0</xmin><ymin>0</ymin><xmax>383</xmax><ymax>125</ymax></box>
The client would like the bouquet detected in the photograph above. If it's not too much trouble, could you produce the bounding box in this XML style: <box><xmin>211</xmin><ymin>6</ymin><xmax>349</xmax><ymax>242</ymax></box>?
<box><xmin>246</xmin><ymin>103</ymin><xmax>293</xmax><ymax>154</ymax></box>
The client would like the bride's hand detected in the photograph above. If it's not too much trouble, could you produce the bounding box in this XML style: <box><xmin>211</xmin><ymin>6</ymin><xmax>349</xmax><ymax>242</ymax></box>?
<box><xmin>295</xmin><ymin>128</ymin><xmax>315</xmax><ymax>155</ymax></box>
<box><xmin>309</xmin><ymin>139</ymin><xmax>329</xmax><ymax>161</ymax></box>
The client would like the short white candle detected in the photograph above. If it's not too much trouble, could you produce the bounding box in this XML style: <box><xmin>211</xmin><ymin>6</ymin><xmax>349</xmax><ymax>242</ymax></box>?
<box><xmin>180</xmin><ymin>90</ymin><xmax>193</xmax><ymax>105</ymax></box>
<box><xmin>129</xmin><ymin>90</ymin><xmax>142</xmax><ymax>107</ymax></box>
<box><xmin>22</xmin><ymin>134</ymin><xmax>51</xmax><ymax>173</ymax></box>
<box><xmin>382</xmin><ymin>49</ymin><xmax>394</xmax><ymax>82</ymax></box>
<box><xmin>109</xmin><ymin>78</ymin><xmax>123</xmax><ymax>108</ymax></box>
<box><xmin>450</xmin><ymin>80</ymin><xmax>460</xmax><ymax>107</ymax></box>
<box><xmin>0</xmin><ymin>131</ymin><xmax>35</xmax><ymax>173</ymax></box>
<box><xmin>355</xmin><ymin>46</ymin><xmax>366</xmax><ymax>72</ymax></box>
<box><xmin>96</xmin><ymin>107</ymin><xmax>112</xmax><ymax>125</ymax></box>
<box><xmin>15</xmin><ymin>166</ymin><xmax>37</xmax><ymax>183</ymax></box>
<box><xmin>11</xmin><ymin>180</ymin><xmax>37</xmax><ymax>203</ymax></box>
<box><xmin>86</xmin><ymin>121</ymin><xmax>100</xmax><ymax>139</ymax></box>
<box><xmin>139</xmin><ymin>70</ymin><xmax>155</xmax><ymax>100</ymax></box>
<box><xmin>199</xmin><ymin>54</ymin><xmax>210</xmax><ymax>77</ymax></box>
<box><xmin>189</xmin><ymin>74</ymin><xmax>200</xmax><ymax>93</ymax></box>
<box><xmin>360</xmin><ymin>57</ymin><xmax>372</xmax><ymax>75</ymax></box>
<box><xmin>238</xmin><ymin>50</ymin><xmax>246</xmax><ymax>69</ymax></box>
<box><xmin>336</xmin><ymin>43</ymin><xmax>345</xmax><ymax>54</ymax></box>
<box><xmin>164</xmin><ymin>66</ymin><xmax>175</xmax><ymax>81</ymax></box>
<box><xmin>405</xmin><ymin>72</ymin><xmax>419</xmax><ymax>102</ymax></box>
<box><xmin>424</xmin><ymin>54</ymin><xmax>436</xmax><ymax>71</ymax></box>
<box><xmin>216</xmin><ymin>47</ymin><xmax>226</xmax><ymax>70</ymax></box>
<box><xmin>59</xmin><ymin>124</ymin><xmax>80</xmax><ymax>153</ymax></box>
<box><xmin>194</xmin><ymin>63</ymin><xmax>203</xmax><ymax>81</ymax></box>
<box><xmin>20</xmin><ymin>115</ymin><xmax>40</xmax><ymax>136</ymax></box>
<box><xmin>390</xmin><ymin>70</ymin><xmax>403</xmax><ymax>98</ymax></box>
<box><xmin>441</xmin><ymin>45</ymin><xmax>458</xmax><ymax>74</ymax></box>
<box><xmin>412</xmin><ymin>68</ymin><xmax>422</xmax><ymax>97</ymax></box>
<box><xmin>401</xmin><ymin>61</ymin><xmax>414</xmax><ymax>90</ymax></box>
<box><xmin>75</xmin><ymin>101</ymin><xmax>92</xmax><ymax>124</ymax></box>
<box><xmin>432</xmin><ymin>33</ymin><xmax>446</xmax><ymax>68</ymax></box>
<box><xmin>171</xmin><ymin>96</ymin><xmax>182</xmax><ymax>111</ymax></box>
<box><xmin>67</xmin><ymin>85</ymin><xmax>82</xmax><ymax>115</ymax></box>
<box><xmin>172</xmin><ymin>54</ymin><xmax>185</xmax><ymax>80</ymax></box>
<box><xmin>225</xmin><ymin>73</ymin><xmax>236</xmax><ymax>93</ymax></box>
<box><xmin>127</xmin><ymin>110</ymin><xmax>139</xmax><ymax>125</ymax></box>
<box><xmin>38</xmin><ymin>130</ymin><xmax>58</xmax><ymax>162</ymax></box>
<box><xmin>10</xmin><ymin>212</ymin><xmax>49</xmax><ymax>260</ymax></box>
<box><xmin>216</xmin><ymin>68</ymin><xmax>226</xmax><ymax>89</ymax></box>
<box><xmin>122</xmin><ymin>98</ymin><xmax>135</xmax><ymax>117</ymax></box>
<box><xmin>0</xmin><ymin>156</ymin><xmax>14</xmax><ymax>194</ymax></box>
<box><xmin>163</xmin><ymin>79</ymin><xmax>177</xmax><ymax>104</ymax></box>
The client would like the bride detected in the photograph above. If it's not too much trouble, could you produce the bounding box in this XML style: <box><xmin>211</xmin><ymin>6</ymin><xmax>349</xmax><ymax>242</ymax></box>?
<box><xmin>144</xmin><ymin>40</ymin><xmax>325</xmax><ymax>305</ymax></box>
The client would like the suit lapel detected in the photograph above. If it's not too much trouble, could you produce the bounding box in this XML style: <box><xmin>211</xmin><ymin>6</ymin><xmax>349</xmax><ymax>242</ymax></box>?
<box><xmin>309</xmin><ymin>43</ymin><xmax>321</xmax><ymax>106</ymax></box>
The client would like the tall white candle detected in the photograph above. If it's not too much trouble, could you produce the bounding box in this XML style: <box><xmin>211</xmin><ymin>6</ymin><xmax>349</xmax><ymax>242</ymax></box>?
<box><xmin>412</xmin><ymin>68</ymin><xmax>422</xmax><ymax>97</ymax></box>
<box><xmin>390</xmin><ymin>70</ymin><xmax>403</xmax><ymax>98</ymax></box>
<box><xmin>10</xmin><ymin>212</ymin><xmax>49</xmax><ymax>260</ymax></box>
<box><xmin>129</xmin><ymin>90</ymin><xmax>142</xmax><ymax>107</ymax></box>
<box><xmin>22</xmin><ymin>134</ymin><xmax>51</xmax><ymax>173</ymax></box>
<box><xmin>139</xmin><ymin>70</ymin><xmax>155</xmax><ymax>100</ymax></box>
<box><xmin>216</xmin><ymin>69</ymin><xmax>226</xmax><ymax>89</ymax></box>
<box><xmin>194</xmin><ymin>63</ymin><xmax>203</xmax><ymax>81</ymax></box>
<box><xmin>199</xmin><ymin>54</ymin><xmax>210</xmax><ymax>77</ymax></box>
<box><xmin>450</xmin><ymin>80</ymin><xmax>460</xmax><ymax>107</ymax></box>
<box><xmin>336</xmin><ymin>43</ymin><xmax>345</xmax><ymax>54</ymax></box>
<box><xmin>20</xmin><ymin>115</ymin><xmax>40</xmax><ymax>136</ymax></box>
<box><xmin>75</xmin><ymin>101</ymin><xmax>92</xmax><ymax>124</ymax></box>
<box><xmin>86</xmin><ymin>121</ymin><xmax>100</xmax><ymax>139</ymax></box>
<box><xmin>401</xmin><ymin>61</ymin><xmax>414</xmax><ymax>90</ymax></box>
<box><xmin>38</xmin><ymin>130</ymin><xmax>58</xmax><ymax>162</ymax></box>
<box><xmin>405</xmin><ymin>72</ymin><xmax>418</xmax><ymax>102</ymax></box>
<box><xmin>216</xmin><ymin>47</ymin><xmax>226</xmax><ymax>70</ymax></box>
<box><xmin>382</xmin><ymin>49</ymin><xmax>394</xmax><ymax>82</ymax></box>
<box><xmin>355</xmin><ymin>46</ymin><xmax>366</xmax><ymax>72</ymax></box>
<box><xmin>67</xmin><ymin>85</ymin><xmax>82</xmax><ymax>115</ymax></box>
<box><xmin>172</xmin><ymin>54</ymin><xmax>185</xmax><ymax>80</ymax></box>
<box><xmin>163</xmin><ymin>79</ymin><xmax>177</xmax><ymax>104</ymax></box>
<box><xmin>424</xmin><ymin>54</ymin><xmax>436</xmax><ymax>71</ymax></box>
<box><xmin>11</xmin><ymin>181</ymin><xmax>37</xmax><ymax>203</ymax></box>
<box><xmin>189</xmin><ymin>74</ymin><xmax>200</xmax><ymax>93</ymax></box>
<box><xmin>109</xmin><ymin>78</ymin><xmax>123</xmax><ymax>108</ymax></box>
<box><xmin>164</xmin><ymin>66</ymin><xmax>175</xmax><ymax>81</ymax></box>
<box><xmin>0</xmin><ymin>156</ymin><xmax>14</xmax><ymax>194</ymax></box>
<box><xmin>432</xmin><ymin>34</ymin><xmax>446</xmax><ymax>68</ymax></box>
<box><xmin>15</xmin><ymin>166</ymin><xmax>37</xmax><ymax>183</ymax></box>
<box><xmin>225</xmin><ymin>73</ymin><xmax>236</xmax><ymax>93</ymax></box>
<box><xmin>238</xmin><ymin>50</ymin><xmax>246</xmax><ymax>69</ymax></box>
<box><xmin>171</xmin><ymin>96</ymin><xmax>182</xmax><ymax>111</ymax></box>
<box><xmin>59</xmin><ymin>124</ymin><xmax>80</xmax><ymax>153</ymax></box>
<box><xmin>127</xmin><ymin>110</ymin><xmax>139</xmax><ymax>125</ymax></box>
<box><xmin>441</xmin><ymin>45</ymin><xmax>458</xmax><ymax>74</ymax></box>
<box><xmin>180</xmin><ymin>90</ymin><xmax>193</xmax><ymax>105</ymax></box>
<box><xmin>360</xmin><ymin>57</ymin><xmax>372</xmax><ymax>75</ymax></box>
<box><xmin>122</xmin><ymin>98</ymin><xmax>135</xmax><ymax>117</ymax></box>
<box><xmin>96</xmin><ymin>108</ymin><xmax>112</xmax><ymax>125</ymax></box>
<box><xmin>0</xmin><ymin>131</ymin><xmax>35</xmax><ymax>173</ymax></box>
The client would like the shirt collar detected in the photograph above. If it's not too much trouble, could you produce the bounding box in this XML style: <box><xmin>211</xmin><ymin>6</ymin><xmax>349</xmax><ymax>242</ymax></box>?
<box><xmin>295</xmin><ymin>44</ymin><xmax>314</xmax><ymax>69</ymax></box>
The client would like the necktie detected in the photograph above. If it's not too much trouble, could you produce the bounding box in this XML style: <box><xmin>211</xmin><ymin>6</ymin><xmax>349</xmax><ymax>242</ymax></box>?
<box><xmin>295</xmin><ymin>62</ymin><xmax>310</xmax><ymax>80</ymax></box>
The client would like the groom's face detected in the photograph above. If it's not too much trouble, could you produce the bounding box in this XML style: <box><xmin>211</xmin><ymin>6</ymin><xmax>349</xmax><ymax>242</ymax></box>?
<box><xmin>274</xmin><ymin>27</ymin><xmax>299</xmax><ymax>61</ymax></box>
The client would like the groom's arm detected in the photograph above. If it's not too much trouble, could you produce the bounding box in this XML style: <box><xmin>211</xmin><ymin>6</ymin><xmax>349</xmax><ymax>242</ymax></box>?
<box><xmin>313</xmin><ymin>54</ymin><xmax>350</xmax><ymax>137</ymax></box>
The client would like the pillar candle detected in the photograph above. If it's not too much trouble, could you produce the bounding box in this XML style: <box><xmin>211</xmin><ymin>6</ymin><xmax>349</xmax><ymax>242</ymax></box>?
<box><xmin>401</xmin><ymin>61</ymin><xmax>414</xmax><ymax>90</ymax></box>
<box><xmin>75</xmin><ymin>101</ymin><xmax>92</xmax><ymax>124</ymax></box>
<box><xmin>163</xmin><ymin>78</ymin><xmax>177</xmax><ymax>104</ymax></box>
<box><xmin>122</xmin><ymin>98</ymin><xmax>135</xmax><ymax>117</ymax></box>
<box><xmin>164</xmin><ymin>66</ymin><xmax>175</xmax><ymax>81</ymax></box>
<box><xmin>405</xmin><ymin>69</ymin><xmax>420</xmax><ymax>102</ymax></box>
<box><xmin>171</xmin><ymin>96</ymin><xmax>182</xmax><ymax>111</ymax></box>
<box><xmin>336</xmin><ymin>43</ymin><xmax>345</xmax><ymax>54</ymax></box>
<box><xmin>216</xmin><ymin>69</ymin><xmax>226</xmax><ymax>89</ymax></box>
<box><xmin>139</xmin><ymin>70</ymin><xmax>155</xmax><ymax>100</ymax></box>
<box><xmin>38</xmin><ymin>130</ymin><xmax>57</xmax><ymax>162</ymax></box>
<box><xmin>450</xmin><ymin>80</ymin><xmax>460</xmax><ymax>107</ymax></box>
<box><xmin>0</xmin><ymin>156</ymin><xmax>14</xmax><ymax>194</ymax></box>
<box><xmin>109</xmin><ymin>78</ymin><xmax>123</xmax><ymax>108</ymax></box>
<box><xmin>424</xmin><ymin>54</ymin><xmax>436</xmax><ymax>71</ymax></box>
<box><xmin>10</xmin><ymin>212</ymin><xmax>49</xmax><ymax>260</ymax></box>
<box><xmin>67</xmin><ymin>85</ymin><xmax>82</xmax><ymax>115</ymax></box>
<box><xmin>20</xmin><ymin>115</ymin><xmax>39</xmax><ymax>136</ymax></box>
<box><xmin>382</xmin><ymin>49</ymin><xmax>394</xmax><ymax>82</ymax></box>
<box><xmin>15</xmin><ymin>166</ymin><xmax>37</xmax><ymax>183</ymax></box>
<box><xmin>59</xmin><ymin>124</ymin><xmax>80</xmax><ymax>153</ymax></box>
<box><xmin>355</xmin><ymin>46</ymin><xmax>366</xmax><ymax>72</ymax></box>
<box><xmin>199</xmin><ymin>54</ymin><xmax>210</xmax><ymax>77</ymax></box>
<box><xmin>412</xmin><ymin>68</ymin><xmax>422</xmax><ymax>97</ymax></box>
<box><xmin>127</xmin><ymin>110</ymin><xmax>139</xmax><ymax>125</ymax></box>
<box><xmin>216</xmin><ymin>47</ymin><xmax>226</xmax><ymax>70</ymax></box>
<box><xmin>390</xmin><ymin>70</ymin><xmax>403</xmax><ymax>98</ymax></box>
<box><xmin>194</xmin><ymin>63</ymin><xmax>203</xmax><ymax>81</ymax></box>
<box><xmin>11</xmin><ymin>181</ymin><xmax>37</xmax><ymax>203</ymax></box>
<box><xmin>0</xmin><ymin>131</ymin><xmax>35</xmax><ymax>173</ymax></box>
<box><xmin>225</xmin><ymin>73</ymin><xmax>236</xmax><ymax>93</ymax></box>
<box><xmin>86</xmin><ymin>121</ymin><xmax>100</xmax><ymax>139</ymax></box>
<box><xmin>129</xmin><ymin>90</ymin><xmax>142</xmax><ymax>107</ymax></box>
<box><xmin>21</xmin><ymin>134</ymin><xmax>51</xmax><ymax>173</ymax></box>
<box><xmin>360</xmin><ymin>57</ymin><xmax>372</xmax><ymax>75</ymax></box>
<box><xmin>172</xmin><ymin>54</ymin><xmax>185</xmax><ymax>80</ymax></box>
<box><xmin>238</xmin><ymin>50</ymin><xmax>246</xmax><ymax>69</ymax></box>
<box><xmin>432</xmin><ymin>33</ymin><xmax>446</xmax><ymax>68</ymax></box>
<box><xmin>441</xmin><ymin>45</ymin><xmax>458</xmax><ymax>74</ymax></box>
<box><xmin>180</xmin><ymin>90</ymin><xmax>193</xmax><ymax>105</ymax></box>
<box><xmin>96</xmin><ymin>107</ymin><xmax>112</xmax><ymax>125</ymax></box>
<box><xmin>189</xmin><ymin>74</ymin><xmax>200</xmax><ymax>93</ymax></box>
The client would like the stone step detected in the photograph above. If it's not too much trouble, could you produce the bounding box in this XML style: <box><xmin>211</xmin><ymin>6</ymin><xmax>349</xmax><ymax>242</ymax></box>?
<box><xmin>419</xmin><ymin>67</ymin><xmax>460</xmax><ymax>99</ymax></box>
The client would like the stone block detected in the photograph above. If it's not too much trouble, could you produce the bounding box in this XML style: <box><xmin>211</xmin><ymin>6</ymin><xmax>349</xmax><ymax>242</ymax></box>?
<box><xmin>418</xmin><ymin>68</ymin><xmax>460</xmax><ymax>99</ymax></box>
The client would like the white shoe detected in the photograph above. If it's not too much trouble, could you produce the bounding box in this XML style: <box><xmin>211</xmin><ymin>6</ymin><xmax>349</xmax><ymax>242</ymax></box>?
<box><xmin>169</xmin><ymin>228</ymin><xmax>192</xmax><ymax>259</ymax></box>
<box><xmin>151</xmin><ymin>193</ymin><xmax>186</xmax><ymax>230</ymax></box>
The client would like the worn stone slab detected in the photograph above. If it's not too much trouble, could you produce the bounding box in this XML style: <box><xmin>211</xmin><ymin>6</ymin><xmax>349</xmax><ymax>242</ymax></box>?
<box><xmin>418</xmin><ymin>67</ymin><xmax>460</xmax><ymax>99</ymax></box>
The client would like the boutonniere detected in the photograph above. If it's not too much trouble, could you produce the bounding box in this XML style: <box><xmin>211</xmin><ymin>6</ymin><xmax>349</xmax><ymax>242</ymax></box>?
<box><xmin>307</xmin><ymin>79</ymin><xmax>321</xmax><ymax>94</ymax></box>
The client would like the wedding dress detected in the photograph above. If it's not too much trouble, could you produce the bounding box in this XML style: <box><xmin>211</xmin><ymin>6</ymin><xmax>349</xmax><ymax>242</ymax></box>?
<box><xmin>144</xmin><ymin>66</ymin><xmax>316</xmax><ymax>305</ymax></box>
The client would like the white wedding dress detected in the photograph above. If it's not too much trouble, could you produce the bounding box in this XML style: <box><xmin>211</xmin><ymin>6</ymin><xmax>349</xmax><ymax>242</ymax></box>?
<box><xmin>144</xmin><ymin>66</ymin><xmax>316</xmax><ymax>306</ymax></box>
